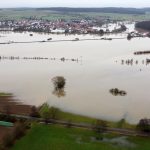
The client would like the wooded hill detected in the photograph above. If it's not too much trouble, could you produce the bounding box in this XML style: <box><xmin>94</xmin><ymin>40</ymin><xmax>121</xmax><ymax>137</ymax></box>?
<box><xmin>36</xmin><ymin>7</ymin><xmax>147</xmax><ymax>14</ymax></box>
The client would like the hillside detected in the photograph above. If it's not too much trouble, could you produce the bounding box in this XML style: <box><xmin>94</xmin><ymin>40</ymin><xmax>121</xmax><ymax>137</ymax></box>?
<box><xmin>36</xmin><ymin>7</ymin><xmax>146</xmax><ymax>14</ymax></box>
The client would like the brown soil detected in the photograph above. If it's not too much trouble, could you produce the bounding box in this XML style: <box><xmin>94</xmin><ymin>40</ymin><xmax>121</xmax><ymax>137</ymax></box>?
<box><xmin>0</xmin><ymin>126</ymin><xmax>13</xmax><ymax>143</ymax></box>
<box><xmin>0</xmin><ymin>96</ymin><xmax>32</xmax><ymax>115</ymax></box>
<box><xmin>0</xmin><ymin>94</ymin><xmax>33</xmax><ymax>144</ymax></box>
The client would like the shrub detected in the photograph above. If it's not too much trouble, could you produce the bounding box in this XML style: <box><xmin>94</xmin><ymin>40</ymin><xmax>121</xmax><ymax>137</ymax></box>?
<box><xmin>49</xmin><ymin>107</ymin><xmax>60</xmax><ymax>119</ymax></box>
<box><xmin>93</xmin><ymin>120</ymin><xmax>108</xmax><ymax>134</ymax></box>
<box><xmin>30</xmin><ymin>106</ymin><xmax>40</xmax><ymax>118</ymax></box>
<box><xmin>137</xmin><ymin>119</ymin><xmax>150</xmax><ymax>133</ymax></box>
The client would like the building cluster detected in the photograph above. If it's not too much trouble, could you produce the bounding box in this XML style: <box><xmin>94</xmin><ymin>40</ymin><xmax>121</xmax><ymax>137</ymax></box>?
<box><xmin>0</xmin><ymin>19</ymin><xmax>106</xmax><ymax>34</ymax></box>
<box><xmin>0</xmin><ymin>18</ymin><xmax>127</xmax><ymax>34</ymax></box>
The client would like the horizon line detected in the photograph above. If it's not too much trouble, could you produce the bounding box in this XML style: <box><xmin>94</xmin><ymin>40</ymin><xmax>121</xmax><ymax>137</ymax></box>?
<box><xmin>0</xmin><ymin>6</ymin><xmax>150</xmax><ymax>9</ymax></box>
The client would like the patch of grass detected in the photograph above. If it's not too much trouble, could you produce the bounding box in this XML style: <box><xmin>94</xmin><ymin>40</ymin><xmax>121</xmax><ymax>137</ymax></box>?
<box><xmin>59</xmin><ymin>111</ymin><xmax>96</xmax><ymax>124</ymax></box>
<box><xmin>128</xmin><ymin>136</ymin><xmax>150</xmax><ymax>150</ymax></box>
<box><xmin>11</xmin><ymin>124</ymin><xmax>131</xmax><ymax>150</ymax></box>
<box><xmin>11</xmin><ymin>124</ymin><xmax>150</xmax><ymax>150</ymax></box>
<box><xmin>0</xmin><ymin>92</ymin><xmax>12</xmax><ymax>97</ymax></box>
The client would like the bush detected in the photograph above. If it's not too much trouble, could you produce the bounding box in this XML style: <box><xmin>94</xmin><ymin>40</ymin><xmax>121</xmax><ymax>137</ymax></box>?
<box><xmin>50</xmin><ymin>107</ymin><xmax>60</xmax><ymax>119</ymax></box>
<box><xmin>39</xmin><ymin>103</ymin><xmax>60</xmax><ymax>121</ymax></box>
<box><xmin>137</xmin><ymin>119</ymin><xmax>150</xmax><ymax>133</ymax></box>
<box><xmin>93</xmin><ymin>120</ymin><xmax>108</xmax><ymax>134</ymax></box>
<box><xmin>30</xmin><ymin>106</ymin><xmax>40</xmax><ymax>118</ymax></box>
<box><xmin>39</xmin><ymin>103</ymin><xmax>51</xmax><ymax>121</ymax></box>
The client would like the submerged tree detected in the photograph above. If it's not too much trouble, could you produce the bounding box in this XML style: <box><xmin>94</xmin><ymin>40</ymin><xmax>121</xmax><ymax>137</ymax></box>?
<box><xmin>51</xmin><ymin>76</ymin><xmax>66</xmax><ymax>97</ymax></box>
<box><xmin>52</xmin><ymin>76</ymin><xmax>66</xmax><ymax>89</ymax></box>
<box><xmin>127</xmin><ymin>33</ymin><xmax>132</xmax><ymax>40</ymax></box>
<box><xmin>109</xmin><ymin>88</ymin><xmax>127</xmax><ymax>96</ymax></box>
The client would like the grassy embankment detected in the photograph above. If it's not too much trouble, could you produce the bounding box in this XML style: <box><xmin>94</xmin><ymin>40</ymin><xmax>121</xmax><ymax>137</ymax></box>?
<box><xmin>40</xmin><ymin>103</ymin><xmax>135</xmax><ymax>129</ymax></box>
<box><xmin>58</xmin><ymin>111</ymin><xmax>135</xmax><ymax>129</ymax></box>
<box><xmin>11</xmin><ymin>124</ymin><xmax>150</xmax><ymax>150</ymax></box>
<box><xmin>0</xmin><ymin>92</ymin><xmax>135</xmax><ymax>129</ymax></box>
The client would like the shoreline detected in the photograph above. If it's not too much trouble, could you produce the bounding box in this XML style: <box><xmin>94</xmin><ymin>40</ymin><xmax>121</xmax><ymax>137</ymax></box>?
<box><xmin>0</xmin><ymin>92</ymin><xmax>135</xmax><ymax>129</ymax></box>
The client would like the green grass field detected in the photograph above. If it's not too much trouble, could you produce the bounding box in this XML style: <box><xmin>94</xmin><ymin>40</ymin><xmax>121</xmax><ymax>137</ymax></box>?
<box><xmin>80</xmin><ymin>12</ymin><xmax>150</xmax><ymax>21</ymax></box>
<box><xmin>0</xmin><ymin>9</ymin><xmax>150</xmax><ymax>21</ymax></box>
<box><xmin>0</xmin><ymin>9</ymin><xmax>85</xmax><ymax>20</ymax></box>
<box><xmin>11</xmin><ymin>124</ymin><xmax>150</xmax><ymax>150</ymax></box>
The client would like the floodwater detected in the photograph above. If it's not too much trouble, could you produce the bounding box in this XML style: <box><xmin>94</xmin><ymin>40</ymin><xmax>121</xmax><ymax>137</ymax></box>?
<box><xmin>0</xmin><ymin>25</ymin><xmax>150</xmax><ymax>124</ymax></box>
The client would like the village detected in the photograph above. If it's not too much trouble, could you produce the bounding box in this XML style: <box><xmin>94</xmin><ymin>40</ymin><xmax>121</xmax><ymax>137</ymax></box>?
<box><xmin>0</xmin><ymin>18</ymin><xmax>129</xmax><ymax>34</ymax></box>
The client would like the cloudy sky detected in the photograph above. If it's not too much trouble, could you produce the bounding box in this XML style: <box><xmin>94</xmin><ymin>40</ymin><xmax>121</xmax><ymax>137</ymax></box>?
<box><xmin>0</xmin><ymin>0</ymin><xmax>150</xmax><ymax>8</ymax></box>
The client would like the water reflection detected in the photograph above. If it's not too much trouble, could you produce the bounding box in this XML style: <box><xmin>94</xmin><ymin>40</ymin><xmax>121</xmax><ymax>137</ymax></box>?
<box><xmin>51</xmin><ymin>76</ymin><xmax>66</xmax><ymax>98</ymax></box>
<box><xmin>52</xmin><ymin>88</ymin><xmax>66</xmax><ymax>98</ymax></box>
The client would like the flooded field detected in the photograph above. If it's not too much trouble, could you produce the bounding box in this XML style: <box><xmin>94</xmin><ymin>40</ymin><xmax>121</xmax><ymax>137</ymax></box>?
<box><xmin>0</xmin><ymin>27</ymin><xmax>150</xmax><ymax>124</ymax></box>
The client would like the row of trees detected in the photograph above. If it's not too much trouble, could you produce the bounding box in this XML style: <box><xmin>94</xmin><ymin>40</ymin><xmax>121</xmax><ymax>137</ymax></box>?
<box><xmin>135</xmin><ymin>21</ymin><xmax>150</xmax><ymax>31</ymax></box>
<box><xmin>38</xmin><ymin>7</ymin><xmax>145</xmax><ymax>14</ymax></box>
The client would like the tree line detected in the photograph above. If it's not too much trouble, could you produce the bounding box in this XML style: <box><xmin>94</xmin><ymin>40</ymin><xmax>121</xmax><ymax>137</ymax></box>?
<box><xmin>36</xmin><ymin>7</ymin><xmax>146</xmax><ymax>14</ymax></box>
<box><xmin>135</xmin><ymin>21</ymin><xmax>150</xmax><ymax>31</ymax></box>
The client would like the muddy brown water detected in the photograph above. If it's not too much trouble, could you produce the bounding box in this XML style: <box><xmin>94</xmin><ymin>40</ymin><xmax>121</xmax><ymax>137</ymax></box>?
<box><xmin>0</xmin><ymin>26</ymin><xmax>150</xmax><ymax>124</ymax></box>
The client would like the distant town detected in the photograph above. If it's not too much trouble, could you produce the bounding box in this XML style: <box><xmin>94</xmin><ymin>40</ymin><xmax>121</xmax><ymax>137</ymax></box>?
<box><xmin>0</xmin><ymin>18</ymin><xmax>128</xmax><ymax>34</ymax></box>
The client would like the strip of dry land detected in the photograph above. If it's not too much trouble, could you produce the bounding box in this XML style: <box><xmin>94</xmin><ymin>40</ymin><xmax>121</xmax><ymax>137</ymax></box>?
<box><xmin>0</xmin><ymin>95</ymin><xmax>32</xmax><ymax>116</ymax></box>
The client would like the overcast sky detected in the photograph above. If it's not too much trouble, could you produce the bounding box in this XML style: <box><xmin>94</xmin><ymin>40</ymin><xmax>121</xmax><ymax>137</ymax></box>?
<box><xmin>0</xmin><ymin>0</ymin><xmax>150</xmax><ymax>8</ymax></box>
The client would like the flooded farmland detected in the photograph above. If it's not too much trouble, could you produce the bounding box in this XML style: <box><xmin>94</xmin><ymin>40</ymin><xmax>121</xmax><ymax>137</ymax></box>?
<box><xmin>0</xmin><ymin>26</ymin><xmax>150</xmax><ymax>124</ymax></box>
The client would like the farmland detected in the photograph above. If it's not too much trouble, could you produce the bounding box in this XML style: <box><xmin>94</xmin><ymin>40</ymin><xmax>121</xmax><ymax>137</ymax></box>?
<box><xmin>11</xmin><ymin>124</ymin><xmax>150</xmax><ymax>150</ymax></box>
<box><xmin>0</xmin><ymin>8</ymin><xmax>150</xmax><ymax>21</ymax></box>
